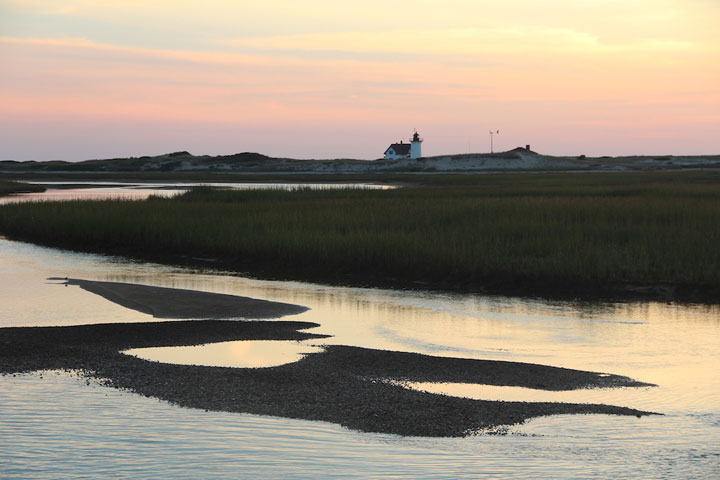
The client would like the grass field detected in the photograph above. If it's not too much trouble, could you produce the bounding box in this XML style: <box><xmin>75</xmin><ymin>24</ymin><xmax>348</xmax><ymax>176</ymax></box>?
<box><xmin>1</xmin><ymin>171</ymin><xmax>719</xmax><ymax>298</ymax></box>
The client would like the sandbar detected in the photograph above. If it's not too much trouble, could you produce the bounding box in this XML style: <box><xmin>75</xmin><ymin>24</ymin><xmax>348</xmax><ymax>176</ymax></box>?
<box><xmin>51</xmin><ymin>278</ymin><xmax>308</xmax><ymax>319</ymax></box>
<box><xmin>1</xmin><ymin>281</ymin><xmax>658</xmax><ymax>437</ymax></box>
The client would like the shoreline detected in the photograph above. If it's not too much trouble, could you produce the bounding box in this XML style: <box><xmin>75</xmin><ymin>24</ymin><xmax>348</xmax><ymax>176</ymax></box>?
<box><xmin>0</xmin><ymin>279</ymin><xmax>658</xmax><ymax>437</ymax></box>
<box><xmin>3</xmin><ymin>151</ymin><xmax>720</xmax><ymax>175</ymax></box>
<box><xmin>36</xmin><ymin>241</ymin><xmax>720</xmax><ymax>306</ymax></box>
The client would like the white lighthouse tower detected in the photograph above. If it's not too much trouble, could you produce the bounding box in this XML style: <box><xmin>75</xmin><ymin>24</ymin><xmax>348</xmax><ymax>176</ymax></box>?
<box><xmin>410</xmin><ymin>130</ymin><xmax>423</xmax><ymax>159</ymax></box>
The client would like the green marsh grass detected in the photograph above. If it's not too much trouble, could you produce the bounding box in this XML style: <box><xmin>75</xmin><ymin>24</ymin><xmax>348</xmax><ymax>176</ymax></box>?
<box><xmin>1</xmin><ymin>171</ymin><xmax>720</xmax><ymax>294</ymax></box>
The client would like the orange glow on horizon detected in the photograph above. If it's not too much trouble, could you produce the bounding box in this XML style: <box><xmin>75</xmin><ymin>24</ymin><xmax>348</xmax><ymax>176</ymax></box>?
<box><xmin>1</xmin><ymin>1</ymin><xmax>718</xmax><ymax>159</ymax></box>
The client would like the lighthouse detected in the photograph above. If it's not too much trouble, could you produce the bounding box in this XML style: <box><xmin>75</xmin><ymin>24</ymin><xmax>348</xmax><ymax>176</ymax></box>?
<box><xmin>410</xmin><ymin>130</ymin><xmax>423</xmax><ymax>159</ymax></box>
<box><xmin>383</xmin><ymin>130</ymin><xmax>424</xmax><ymax>160</ymax></box>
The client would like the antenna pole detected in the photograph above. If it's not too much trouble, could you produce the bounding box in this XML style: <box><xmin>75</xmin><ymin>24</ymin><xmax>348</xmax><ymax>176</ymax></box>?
<box><xmin>489</xmin><ymin>129</ymin><xmax>500</xmax><ymax>154</ymax></box>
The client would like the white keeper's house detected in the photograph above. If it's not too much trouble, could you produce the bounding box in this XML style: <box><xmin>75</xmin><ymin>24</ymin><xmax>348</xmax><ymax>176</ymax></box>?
<box><xmin>384</xmin><ymin>131</ymin><xmax>423</xmax><ymax>159</ymax></box>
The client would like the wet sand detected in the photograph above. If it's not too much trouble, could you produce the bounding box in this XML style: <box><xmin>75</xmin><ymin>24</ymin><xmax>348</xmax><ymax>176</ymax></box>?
<box><xmin>51</xmin><ymin>278</ymin><xmax>308</xmax><ymax>319</ymax></box>
<box><xmin>0</xmin><ymin>280</ymin><xmax>657</xmax><ymax>437</ymax></box>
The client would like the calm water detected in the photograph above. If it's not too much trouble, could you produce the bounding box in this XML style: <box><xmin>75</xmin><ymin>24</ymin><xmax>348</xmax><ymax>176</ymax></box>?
<box><xmin>0</xmin><ymin>181</ymin><xmax>391</xmax><ymax>204</ymax></box>
<box><xmin>1</xmin><ymin>186</ymin><xmax>719</xmax><ymax>478</ymax></box>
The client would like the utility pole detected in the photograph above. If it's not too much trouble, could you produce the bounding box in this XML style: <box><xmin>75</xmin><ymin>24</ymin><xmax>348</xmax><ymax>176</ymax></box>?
<box><xmin>489</xmin><ymin>130</ymin><xmax>499</xmax><ymax>154</ymax></box>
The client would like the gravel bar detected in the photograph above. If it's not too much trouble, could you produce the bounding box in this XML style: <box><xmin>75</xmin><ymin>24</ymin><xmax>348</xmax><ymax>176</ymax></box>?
<box><xmin>1</xmin><ymin>319</ymin><xmax>657</xmax><ymax>437</ymax></box>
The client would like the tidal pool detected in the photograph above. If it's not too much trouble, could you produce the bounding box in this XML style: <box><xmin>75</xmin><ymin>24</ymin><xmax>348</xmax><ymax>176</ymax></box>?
<box><xmin>123</xmin><ymin>340</ymin><xmax>323</xmax><ymax>368</ymax></box>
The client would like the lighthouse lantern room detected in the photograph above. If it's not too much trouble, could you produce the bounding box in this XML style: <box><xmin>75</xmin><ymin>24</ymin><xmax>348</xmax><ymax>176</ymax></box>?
<box><xmin>410</xmin><ymin>130</ymin><xmax>422</xmax><ymax>159</ymax></box>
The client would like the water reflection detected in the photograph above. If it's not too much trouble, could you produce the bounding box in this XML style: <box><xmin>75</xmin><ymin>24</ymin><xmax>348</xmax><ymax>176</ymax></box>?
<box><xmin>0</xmin><ymin>181</ymin><xmax>392</xmax><ymax>204</ymax></box>
<box><xmin>1</xmin><ymin>236</ymin><xmax>720</xmax><ymax>477</ymax></box>
<box><xmin>3</xmin><ymin>235</ymin><xmax>719</xmax><ymax>417</ymax></box>
<box><xmin>7</xmin><ymin>372</ymin><xmax>717</xmax><ymax>479</ymax></box>
<box><xmin>123</xmin><ymin>340</ymin><xmax>323</xmax><ymax>368</ymax></box>
<box><xmin>0</xmin><ymin>186</ymin><xmax>184</xmax><ymax>203</ymax></box>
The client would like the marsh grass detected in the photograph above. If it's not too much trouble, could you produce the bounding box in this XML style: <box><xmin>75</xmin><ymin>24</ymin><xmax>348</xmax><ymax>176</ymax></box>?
<box><xmin>1</xmin><ymin>171</ymin><xmax>720</xmax><ymax>293</ymax></box>
<box><xmin>0</xmin><ymin>180</ymin><xmax>44</xmax><ymax>196</ymax></box>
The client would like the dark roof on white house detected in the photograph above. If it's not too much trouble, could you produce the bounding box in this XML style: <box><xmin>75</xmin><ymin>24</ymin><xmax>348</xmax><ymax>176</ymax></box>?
<box><xmin>384</xmin><ymin>143</ymin><xmax>411</xmax><ymax>155</ymax></box>
<box><xmin>510</xmin><ymin>146</ymin><xmax>536</xmax><ymax>154</ymax></box>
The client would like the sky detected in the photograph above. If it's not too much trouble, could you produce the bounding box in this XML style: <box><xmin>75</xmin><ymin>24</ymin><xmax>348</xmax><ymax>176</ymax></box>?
<box><xmin>1</xmin><ymin>0</ymin><xmax>719</xmax><ymax>161</ymax></box>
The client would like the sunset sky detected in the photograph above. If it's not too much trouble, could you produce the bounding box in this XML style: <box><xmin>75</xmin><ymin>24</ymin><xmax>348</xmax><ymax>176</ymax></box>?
<box><xmin>1</xmin><ymin>0</ymin><xmax>719</xmax><ymax>161</ymax></box>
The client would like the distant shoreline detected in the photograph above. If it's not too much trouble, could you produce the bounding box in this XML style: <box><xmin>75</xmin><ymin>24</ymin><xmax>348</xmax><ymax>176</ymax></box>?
<box><xmin>3</xmin><ymin>149</ymin><xmax>720</xmax><ymax>175</ymax></box>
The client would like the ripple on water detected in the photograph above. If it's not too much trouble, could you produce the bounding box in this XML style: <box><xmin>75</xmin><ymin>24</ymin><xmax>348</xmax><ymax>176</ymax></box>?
<box><xmin>2</xmin><ymin>372</ymin><xmax>719</xmax><ymax>479</ymax></box>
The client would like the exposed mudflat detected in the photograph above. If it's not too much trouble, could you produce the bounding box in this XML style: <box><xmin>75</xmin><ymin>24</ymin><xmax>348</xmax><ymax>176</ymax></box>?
<box><xmin>52</xmin><ymin>278</ymin><xmax>308</xmax><ymax>319</ymax></box>
<box><xmin>0</xmin><ymin>280</ymin><xmax>658</xmax><ymax>437</ymax></box>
